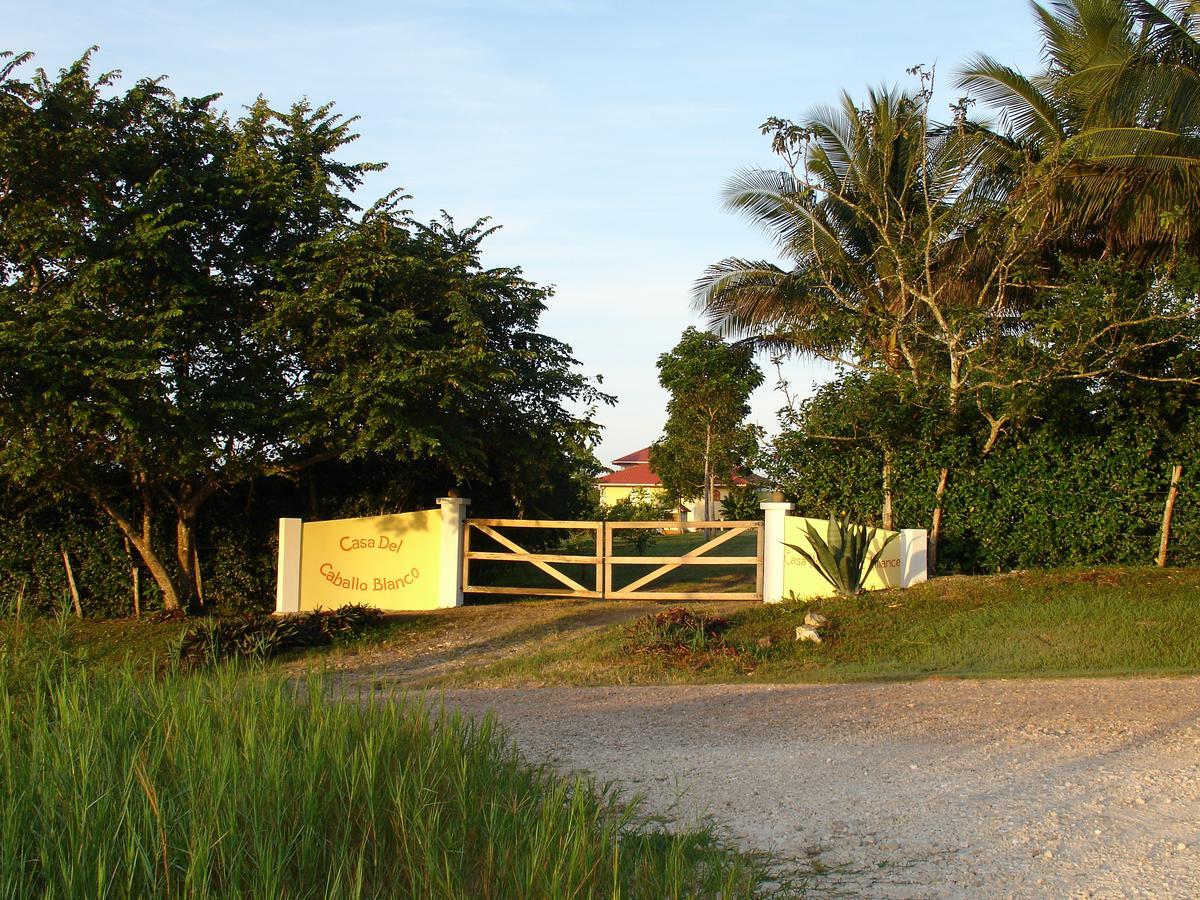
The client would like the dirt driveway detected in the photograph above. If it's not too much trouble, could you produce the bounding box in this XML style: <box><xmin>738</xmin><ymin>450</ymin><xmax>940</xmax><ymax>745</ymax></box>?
<box><xmin>434</xmin><ymin>678</ymin><xmax>1200</xmax><ymax>898</ymax></box>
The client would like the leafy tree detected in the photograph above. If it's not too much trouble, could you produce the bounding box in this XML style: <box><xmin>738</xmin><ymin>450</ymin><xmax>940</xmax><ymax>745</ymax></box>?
<box><xmin>598</xmin><ymin>488</ymin><xmax>675</xmax><ymax>555</ymax></box>
<box><xmin>650</xmin><ymin>328</ymin><xmax>763</xmax><ymax>523</ymax></box>
<box><xmin>0</xmin><ymin>50</ymin><xmax>607</xmax><ymax>611</ymax></box>
<box><xmin>698</xmin><ymin>66</ymin><xmax>1200</xmax><ymax>570</ymax></box>
<box><xmin>959</xmin><ymin>0</ymin><xmax>1200</xmax><ymax>259</ymax></box>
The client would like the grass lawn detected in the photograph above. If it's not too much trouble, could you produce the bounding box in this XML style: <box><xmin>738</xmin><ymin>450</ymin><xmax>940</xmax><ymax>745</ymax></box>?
<box><xmin>435</xmin><ymin>566</ymin><xmax>1200</xmax><ymax>686</ymax></box>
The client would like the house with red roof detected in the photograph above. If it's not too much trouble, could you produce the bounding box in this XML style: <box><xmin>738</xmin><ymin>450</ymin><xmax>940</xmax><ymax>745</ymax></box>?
<box><xmin>595</xmin><ymin>446</ymin><xmax>762</xmax><ymax>522</ymax></box>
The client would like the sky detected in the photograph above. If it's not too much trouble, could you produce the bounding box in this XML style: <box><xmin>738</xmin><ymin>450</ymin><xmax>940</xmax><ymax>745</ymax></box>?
<box><xmin>7</xmin><ymin>0</ymin><xmax>1043</xmax><ymax>465</ymax></box>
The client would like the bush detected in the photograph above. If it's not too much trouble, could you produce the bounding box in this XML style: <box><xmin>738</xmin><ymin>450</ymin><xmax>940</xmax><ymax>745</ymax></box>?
<box><xmin>622</xmin><ymin>606</ymin><xmax>736</xmax><ymax>658</ymax></box>
<box><xmin>172</xmin><ymin>604</ymin><xmax>384</xmax><ymax>669</ymax></box>
<box><xmin>764</xmin><ymin>408</ymin><xmax>1200</xmax><ymax>573</ymax></box>
<box><xmin>600</xmin><ymin>489</ymin><xmax>677</xmax><ymax>555</ymax></box>
<box><xmin>720</xmin><ymin>484</ymin><xmax>764</xmax><ymax>520</ymax></box>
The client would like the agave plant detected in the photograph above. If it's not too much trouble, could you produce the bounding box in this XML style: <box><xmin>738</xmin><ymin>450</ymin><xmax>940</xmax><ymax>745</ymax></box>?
<box><xmin>784</xmin><ymin>514</ymin><xmax>899</xmax><ymax>597</ymax></box>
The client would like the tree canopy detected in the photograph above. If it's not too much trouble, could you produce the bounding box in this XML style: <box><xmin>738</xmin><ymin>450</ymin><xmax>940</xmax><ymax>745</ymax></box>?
<box><xmin>650</xmin><ymin>327</ymin><xmax>762</xmax><ymax>521</ymax></box>
<box><xmin>696</xmin><ymin>0</ymin><xmax>1200</xmax><ymax>571</ymax></box>
<box><xmin>0</xmin><ymin>50</ymin><xmax>607</xmax><ymax>610</ymax></box>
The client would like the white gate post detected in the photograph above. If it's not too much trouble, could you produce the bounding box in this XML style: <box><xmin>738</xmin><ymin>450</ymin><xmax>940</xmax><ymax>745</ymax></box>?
<box><xmin>276</xmin><ymin>517</ymin><xmax>303</xmax><ymax>614</ymax></box>
<box><xmin>437</xmin><ymin>497</ymin><xmax>471</xmax><ymax>608</ymax></box>
<box><xmin>900</xmin><ymin>529</ymin><xmax>928</xmax><ymax>587</ymax></box>
<box><xmin>761</xmin><ymin>501</ymin><xmax>795</xmax><ymax>603</ymax></box>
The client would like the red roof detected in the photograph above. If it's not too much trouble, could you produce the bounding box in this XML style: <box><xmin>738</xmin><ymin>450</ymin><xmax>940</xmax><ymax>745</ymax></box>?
<box><xmin>596</xmin><ymin>460</ymin><xmax>755</xmax><ymax>488</ymax></box>
<box><xmin>612</xmin><ymin>447</ymin><xmax>651</xmax><ymax>467</ymax></box>
<box><xmin>596</xmin><ymin>462</ymin><xmax>661</xmax><ymax>486</ymax></box>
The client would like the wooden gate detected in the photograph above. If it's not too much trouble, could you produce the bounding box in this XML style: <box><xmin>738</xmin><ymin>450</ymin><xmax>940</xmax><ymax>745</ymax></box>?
<box><xmin>463</xmin><ymin>519</ymin><xmax>603</xmax><ymax>599</ymax></box>
<box><xmin>462</xmin><ymin>518</ymin><xmax>762</xmax><ymax>601</ymax></box>
<box><xmin>604</xmin><ymin>520</ymin><xmax>762</xmax><ymax>601</ymax></box>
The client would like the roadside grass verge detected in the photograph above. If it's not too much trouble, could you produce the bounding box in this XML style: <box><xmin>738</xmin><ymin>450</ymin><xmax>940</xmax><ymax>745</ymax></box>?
<box><xmin>0</xmin><ymin>614</ymin><xmax>188</xmax><ymax>674</ymax></box>
<box><xmin>432</xmin><ymin>567</ymin><xmax>1200</xmax><ymax>686</ymax></box>
<box><xmin>0</xmin><ymin>608</ymin><xmax>449</xmax><ymax>675</ymax></box>
<box><xmin>0</xmin><ymin>633</ymin><xmax>775</xmax><ymax>898</ymax></box>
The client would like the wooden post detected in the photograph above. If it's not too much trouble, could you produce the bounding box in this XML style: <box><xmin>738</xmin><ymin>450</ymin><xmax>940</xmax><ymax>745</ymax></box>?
<box><xmin>604</xmin><ymin>522</ymin><xmax>614</xmax><ymax>598</ymax></box>
<box><xmin>124</xmin><ymin>537</ymin><xmax>141</xmax><ymax>617</ymax></box>
<box><xmin>1157</xmin><ymin>464</ymin><xmax>1183</xmax><ymax>568</ymax></box>
<box><xmin>882</xmin><ymin>450</ymin><xmax>894</xmax><ymax>532</ymax></box>
<box><xmin>15</xmin><ymin>578</ymin><xmax>26</xmax><ymax>619</ymax></box>
<box><xmin>755</xmin><ymin>521</ymin><xmax>765</xmax><ymax>600</ymax></box>
<box><xmin>61</xmin><ymin>550</ymin><xmax>82</xmax><ymax>618</ymax></box>
<box><xmin>595</xmin><ymin>523</ymin><xmax>605</xmax><ymax>598</ymax></box>
<box><xmin>929</xmin><ymin>467</ymin><xmax>950</xmax><ymax>577</ymax></box>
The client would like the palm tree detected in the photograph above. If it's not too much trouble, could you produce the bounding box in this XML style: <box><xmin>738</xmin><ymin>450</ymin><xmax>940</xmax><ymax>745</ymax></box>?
<box><xmin>695</xmin><ymin>79</ymin><xmax>1053</xmax><ymax>571</ymax></box>
<box><xmin>696</xmin><ymin>81</ymin><xmax>1039</xmax><ymax>422</ymax></box>
<box><xmin>958</xmin><ymin>0</ymin><xmax>1200</xmax><ymax>258</ymax></box>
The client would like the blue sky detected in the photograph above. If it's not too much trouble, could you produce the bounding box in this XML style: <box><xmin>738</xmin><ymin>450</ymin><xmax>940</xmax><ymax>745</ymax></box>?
<box><xmin>9</xmin><ymin>0</ymin><xmax>1042</xmax><ymax>464</ymax></box>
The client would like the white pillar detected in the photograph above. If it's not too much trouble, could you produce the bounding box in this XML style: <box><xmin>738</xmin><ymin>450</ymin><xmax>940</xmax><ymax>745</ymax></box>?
<box><xmin>437</xmin><ymin>497</ymin><xmax>471</xmax><ymax>608</ymax></box>
<box><xmin>276</xmin><ymin>517</ymin><xmax>303</xmax><ymax>614</ymax></box>
<box><xmin>761</xmin><ymin>501</ymin><xmax>795</xmax><ymax>603</ymax></box>
<box><xmin>900</xmin><ymin>528</ymin><xmax>928</xmax><ymax>587</ymax></box>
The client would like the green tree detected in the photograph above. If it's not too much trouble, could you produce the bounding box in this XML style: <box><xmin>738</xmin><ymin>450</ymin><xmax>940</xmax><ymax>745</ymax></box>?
<box><xmin>650</xmin><ymin>328</ymin><xmax>763</xmax><ymax>523</ymax></box>
<box><xmin>0</xmin><ymin>50</ymin><xmax>607</xmax><ymax>611</ymax></box>
<box><xmin>959</xmin><ymin>0</ymin><xmax>1200</xmax><ymax>259</ymax></box>
<box><xmin>698</xmin><ymin>67</ymin><xmax>1200</xmax><ymax>570</ymax></box>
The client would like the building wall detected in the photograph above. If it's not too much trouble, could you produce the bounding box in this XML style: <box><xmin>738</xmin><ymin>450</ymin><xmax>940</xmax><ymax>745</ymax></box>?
<box><xmin>597</xmin><ymin>484</ymin><xmax>670</xmax><ymax>506</ymax></box>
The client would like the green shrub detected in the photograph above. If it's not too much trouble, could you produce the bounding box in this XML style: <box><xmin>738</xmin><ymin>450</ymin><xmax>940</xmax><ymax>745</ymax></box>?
<box><xmin>172</xmin><ymin>604</ymin><xmax>384</xmax><ymax>669</ymax></box>
<box><xmin>601</xmin><ymin>488</ymin><xmax>677</xmax><ymax>555</ymax></box>
<box><xmin>720</xmin><ymin>483</ymin><xmax>765</xmax><ymax>520</ymax></box>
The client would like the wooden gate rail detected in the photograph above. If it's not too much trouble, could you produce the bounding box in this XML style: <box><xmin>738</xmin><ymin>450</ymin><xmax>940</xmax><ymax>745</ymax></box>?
<box><xmin>463</xmin><ymin>519</ymin><xmax>602</xmax><ymax>599</ymax></box>
<box><xmin>604</xmin><ymin>520</ymin><xmax>763</xmax><ymax>601</ymax></box>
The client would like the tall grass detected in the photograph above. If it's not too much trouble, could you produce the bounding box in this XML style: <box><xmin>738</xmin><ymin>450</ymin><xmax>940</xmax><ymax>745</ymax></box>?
<box><xmin>0</xmin><ymin>632</ymin><xmax>765</xmax><ymax>898</ymax></box>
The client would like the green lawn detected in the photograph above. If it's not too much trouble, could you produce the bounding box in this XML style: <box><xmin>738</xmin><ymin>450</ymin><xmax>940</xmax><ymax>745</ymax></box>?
<box><xmin>436</xmin><ymin>566</ymin><xmax>1200</xmax><ymax>686</ymax></box>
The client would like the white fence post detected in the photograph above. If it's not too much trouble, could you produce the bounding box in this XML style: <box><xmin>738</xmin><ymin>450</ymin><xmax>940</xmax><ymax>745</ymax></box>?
<box><xmin>276</xmin><ymin>517</ymin><xmax>303</xmax><ymax>614</ymax></box>
<box><xmin>437</xmin><ymin>497</ymin><xmax>471</xmax><ymax>608</ymax></box>
<box><xmin>761</xmin><ymin>501</ymin><xmax>795</xmax><ymax>603</ymax></box>
<box><xmin>900</xmin><ymin>528</ymin><xmax>928</xmax><ymax>587</ymax></box>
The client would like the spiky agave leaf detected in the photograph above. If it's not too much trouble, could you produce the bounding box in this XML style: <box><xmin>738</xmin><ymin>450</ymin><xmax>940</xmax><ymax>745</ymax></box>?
<box><xmin>784</xmin><ymin>514</ymin><xmax>903</xmax><ymax>597</ymax></box>
<box><xmin>808</xmin><ymin>519</ymin><xmax>847</xmax><ymax>589</ymax></box>
<box><xmin>783</xmin><ymin>539</ymin><xmax>841</xmax><ymax>591</ymax></box>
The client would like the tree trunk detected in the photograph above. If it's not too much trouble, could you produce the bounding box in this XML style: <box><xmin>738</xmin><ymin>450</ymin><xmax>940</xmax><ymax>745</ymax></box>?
<box><xmin>61</xmin><ymin>550</ymin><xmax>82</xmax><ymax>618</ymax></box>
<box><xmin>124</xmin><ymin>537</ymin><xmax>141</xmax><ymax>617</ymax></box>
<box><xmin>929</xmin><ymin>467</ymin><xmax>950</xmax><ymax>576</ymax></box>
<box><xmin>173</xmin><ymin>482</ymin><xmax>219</xmax><ymax>611</ymax></box>
<box><xmin>92</xmin><ymin>491</ymin><xmax>182</xmax><ymax>611</ymax></box>
<box><xmin>703</xmin><ymin>422</ymin><xmax>713</xmax><ymax>524</ymax></box>
<box><xmin>175</xmin><ymin>513</ymin><xmax>201</xmax><ymax>610</ymax></box>
<box><xmin>882</xmin><ymin>448</ymin><xmax>894</xmax><ymax>531</ymax></box>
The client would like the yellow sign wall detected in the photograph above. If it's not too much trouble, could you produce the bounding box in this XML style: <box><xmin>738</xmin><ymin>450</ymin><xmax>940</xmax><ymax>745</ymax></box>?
<box><xmin>299</xmin><ymin>509</ymin><xmax>442</xmax><ymax>611</ymax></box>
<box><xmin>782</xmin><ymin>516</ymin><xmax>902</xmax><ymax>600</ymax></box>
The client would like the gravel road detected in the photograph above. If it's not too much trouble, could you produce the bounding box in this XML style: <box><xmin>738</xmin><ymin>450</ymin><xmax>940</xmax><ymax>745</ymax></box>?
<box><xmin>435</xmin><ymin>677</ymin><xmax>1200</xmax><ymax>898</ymax></box>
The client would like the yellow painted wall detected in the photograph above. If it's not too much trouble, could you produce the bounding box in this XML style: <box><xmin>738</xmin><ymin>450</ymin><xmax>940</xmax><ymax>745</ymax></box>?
<box><xmin>782</xmin><ymin>516</ymin><xmax>902</xmax><ymax>600</ymax></box>
<box><xmin>299</xmin><ymin>509</ymin><xmax>442</xmax><ymax>611</ymax></box>
<box><xmin>597</xmin><ymin>484</ymin><xmax>669</xmax><ymax>505</ymax></box>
